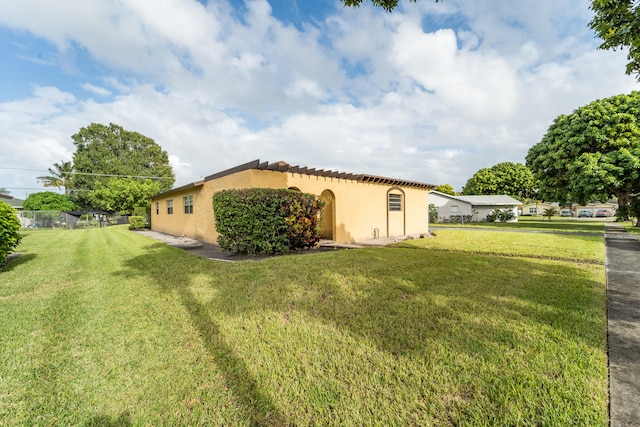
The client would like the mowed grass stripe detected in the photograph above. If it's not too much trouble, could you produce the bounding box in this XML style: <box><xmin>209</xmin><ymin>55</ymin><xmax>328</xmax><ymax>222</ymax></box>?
<box><xmin>396</xmin><ymin>228</ymin><xmax>605</xmax><ymax>264</ymax></box>
<box><xmin>0</xmin><ymin>226</ymin><xmax>608</xmax><ymax>425</ymax></box>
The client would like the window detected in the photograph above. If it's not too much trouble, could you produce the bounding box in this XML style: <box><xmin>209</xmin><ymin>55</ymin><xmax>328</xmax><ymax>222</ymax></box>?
<box><xmin>451</xmin><ymin>205</ymin><xmax>459</xmax><ymax>214</ymax></box>
<box><xmin>155</xmin><ymin>202</ymin><xmax>159</xmax><ymax>215</ymax></box>
<box><xmin>388</xmin><ymin>193</ymin><xmax>402</xmax><ymax>212</ymax></box>
<box><xmin>529</xmin><ymin>207</ymin><xmax>537</xmax><ymax>214</ymax></box>
<box><xmin>167</xmin><ymin>199</ymin><xmax>173</xmax><ymax>215</ymax></box>
<box><xmin>184</xmin><ymin>195</ymin><xmax>193</xmax><ymax>214</ymax></box>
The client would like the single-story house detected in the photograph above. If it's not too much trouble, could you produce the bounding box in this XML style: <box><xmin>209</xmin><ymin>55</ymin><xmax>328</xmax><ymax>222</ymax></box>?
<box><xmin>150</xmin><ymin>160</ymin><xmax>436</xmax><ymax>244</ymax></box>
<box><xmin>574</xmin><ymin>201</ymin><xmax>617</xmax><ymax>218</ymax></box>
<box><xmin>0</xmin><ymin>194</ymin><xmax>23</xmax><ymax>211</ymax></box>
<box><xmin>520</xmin><ymin>202</ymin><xmax>561</xmax><ymax>216</ymax></box>
<box><xmin>428</xmin><ymin>191</ymin><xmax>521</xmax><ymax>222</ymax></box>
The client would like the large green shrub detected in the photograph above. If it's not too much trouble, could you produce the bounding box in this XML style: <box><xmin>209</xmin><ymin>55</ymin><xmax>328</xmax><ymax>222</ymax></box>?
<box><xmin>212</xmin><ymin>188</ymin><xmax>324</xmax><ymax>255</ymax></box>
<box><xmin>0</xmin><ymin>202</ymin><xmax>22</xmax><ymax>268</ymax></box>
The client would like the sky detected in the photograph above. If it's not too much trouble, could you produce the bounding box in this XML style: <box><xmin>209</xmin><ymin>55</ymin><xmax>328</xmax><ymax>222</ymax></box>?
<box><xmin>0</xmin><ymin>0</ymin><xmax>638</xmax><ymax>198</ymax></box>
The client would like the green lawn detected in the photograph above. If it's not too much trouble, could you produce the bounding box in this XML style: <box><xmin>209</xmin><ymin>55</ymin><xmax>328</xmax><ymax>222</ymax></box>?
<box><xmin>0</xmin><ymin>226</ymin><xmax>608</xmax><ymax>426</ymax></box>
<box><xmin>431</xmin><ymin>216</ymin><xmax>606</xmax><ymax>234</ymax></box>
<box><xmin>396</xmin><ymin>229</ymin><xmax>605</xmax><ymax>264</ymax></box>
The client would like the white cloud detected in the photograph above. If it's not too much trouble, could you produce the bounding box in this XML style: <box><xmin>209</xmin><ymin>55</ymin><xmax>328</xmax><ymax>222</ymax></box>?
<box><xmin>0</xmin><ymin>0</ymin><xmax>638</xmax><ymax>195</ymax></box>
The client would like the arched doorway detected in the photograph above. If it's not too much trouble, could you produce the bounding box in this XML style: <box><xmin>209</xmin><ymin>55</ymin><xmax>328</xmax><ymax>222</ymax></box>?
<box><xmin>320</xmin><ymin>189</ymin><xmax>335</xmax><ymax>240</ymax></box>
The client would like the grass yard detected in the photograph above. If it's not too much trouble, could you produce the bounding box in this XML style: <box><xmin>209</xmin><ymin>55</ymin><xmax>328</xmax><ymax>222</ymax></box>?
<box><xmin>0</xmin><ymin>226</ymin><xmax>607</xmax><ymax>426</ymax></box>
<box><xmin>395</xmin><ymin>229</ymin><xmax>605</xmax><ymax>264</ymax></box>
<box><xmin>431</xmin><ymin>216</ymin><xmax>606</xmax><ymax>234</ymax></box>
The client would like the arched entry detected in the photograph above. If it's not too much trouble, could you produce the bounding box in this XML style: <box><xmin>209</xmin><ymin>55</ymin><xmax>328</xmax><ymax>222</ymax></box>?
<box><xmin>320</xmin><ymin>189</ymin><xmax>335</xmax><ymax>240</ymax></box>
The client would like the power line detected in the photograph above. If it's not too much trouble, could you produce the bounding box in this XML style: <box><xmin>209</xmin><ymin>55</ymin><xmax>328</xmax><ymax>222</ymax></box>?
<box><xmin>0</xmin><ymin>167</ymin><xmax>190</xmax><ymax>180</ymax></box>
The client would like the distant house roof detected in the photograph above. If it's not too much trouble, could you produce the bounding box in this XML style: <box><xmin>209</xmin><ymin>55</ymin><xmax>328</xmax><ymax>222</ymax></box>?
<box><xmin>429</xmin><ymin>190</ymin><xmax>521</xmax><ymax>207</ymax></box>
<box><xmin>455</xmin><ymin>194</ymin><xmax>522</xmax><ymax>206</ymax></box>
<box><xmin>155</xmin><ymin>159</ymin><xmax>436</xmax><ymax>198</ymax></box>
<box><xmin>0</xmin><ymin>194</ymin><xmax>24</xmax><ymax>209</ymax></box>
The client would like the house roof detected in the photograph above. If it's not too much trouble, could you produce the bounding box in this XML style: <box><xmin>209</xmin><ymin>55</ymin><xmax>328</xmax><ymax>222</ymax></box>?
<box><xmin>0</xmin><ymin>194</ymin><xmax>24</xmax><ymax>208</ymax></box>
<box><xmin>155</xmin><ymin>159</ymin><xmax>436</xmax><ymax>198</ymax></box>
<box><xmin>455</xmin><ymin>195</ymin><xmax>522</xmax><ymax>206</ymax></box>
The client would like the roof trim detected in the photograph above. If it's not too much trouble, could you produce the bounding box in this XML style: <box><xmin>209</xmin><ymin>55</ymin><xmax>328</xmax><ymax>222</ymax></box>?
<box><xmin>153</xmin><ymin>159</ymin><xmax>435</xmax><ymax>200</ymax></box>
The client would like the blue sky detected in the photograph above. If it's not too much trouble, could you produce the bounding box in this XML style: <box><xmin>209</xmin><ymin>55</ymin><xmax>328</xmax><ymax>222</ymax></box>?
<box><xmin>0</xmin><ymin>0</ymin><xmax>637</xmax><ymax>198</ymax></box>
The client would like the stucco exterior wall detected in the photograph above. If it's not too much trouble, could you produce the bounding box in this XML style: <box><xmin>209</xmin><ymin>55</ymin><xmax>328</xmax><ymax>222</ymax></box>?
<box><xmin>151</xmin><ymin>168</ymin><xmax>430</xmax><ymax>245</ymax></box>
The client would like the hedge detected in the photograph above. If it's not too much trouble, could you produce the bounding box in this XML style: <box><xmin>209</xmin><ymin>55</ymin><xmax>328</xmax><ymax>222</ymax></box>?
<box><xmin>0</xmin><ymin>202</ymin><xmax>22</xmax><ymax>268</ymax></box>
<box><xmin>212</xmin><ymin>188</ymin><xmax>324</xmax><ymax>255</ymax></box>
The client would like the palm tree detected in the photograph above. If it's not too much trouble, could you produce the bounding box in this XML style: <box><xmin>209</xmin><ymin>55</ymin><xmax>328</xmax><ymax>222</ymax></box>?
<box><xmin>543</xmin><ymin>207</ymin><xmax>558</xmax><ymax>221</ymax></box>
<box><xmin>37</xmin><ymin>161</ymin><xmax>74</xmax><ymax>195</ymax></box>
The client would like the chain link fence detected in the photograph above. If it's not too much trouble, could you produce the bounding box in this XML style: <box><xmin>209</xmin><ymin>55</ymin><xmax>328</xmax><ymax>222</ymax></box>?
<box><xmin>18</xmin><ymin>211</ymin><xmax>128</xmax><ymax>229</ymax></box>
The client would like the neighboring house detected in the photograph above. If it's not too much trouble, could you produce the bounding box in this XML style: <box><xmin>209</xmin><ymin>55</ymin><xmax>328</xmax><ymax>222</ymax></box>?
<box><xmin>1</xmin><ymin>194</ymin><xmax>25</xmax><ymax>226</ymax></box>
<box><xmin>151</xmin><ymin>159</ymin><xmax>436</xmax><ymax>244</ymax></box>
<box><xmin>574</xmin><ymin>201</ymin><xmax>618</xmax><ymax>218</ymax></box>
<box><xmin>0</xmin><ymin>194</ymin><xmax>23</xmax><ymax>211</ymax></box>
<box><xmin>520</xmin><ymin>202</ymin><xmax>561</xmax><ymax>216</ymax></box>
<box><xmin>429</xmin><ymin>191</ymin><xmax>521</xmax><ymax>222</ymax></box>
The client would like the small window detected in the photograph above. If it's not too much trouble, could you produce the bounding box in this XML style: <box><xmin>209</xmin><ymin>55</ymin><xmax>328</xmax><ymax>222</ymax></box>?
<box><xmin>388</xmin><ymin>193</ymin><xmax>402</xmax><ymax>212</ymax></box>
<box><xmin>167</xmin><ymin>199</ymin><xmax>173</xmax><ymax>215</ymax></box>
<box><xmin>184</xmin><ymin>195</ymin><xmax>193</xmax><ymax>214</ymax></box>
<box><xmin>529</xmin><ymin>208</ymin><xmax>537</xmax><ymax>214</ymax></box>
<box><xmin>451</xmin><ymin>205</ymin><xmax>459</xmax><ymax>214</ymax></box>
<box><xmin>155</xmin><ymin>202</ymin><xmax>159</xmax><ymax>215</ymax></box>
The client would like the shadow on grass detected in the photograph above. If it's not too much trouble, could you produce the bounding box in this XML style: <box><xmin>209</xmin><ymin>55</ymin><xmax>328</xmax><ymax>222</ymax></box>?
<box><xmin>121</xmin><ymin>243</ymin><xmax>606</xmax><ymax>361</ymax></box>
<box><xmin>119</xmin><ymin>244</ymin><xmax>289</xmax><ymax>426</ymax></box>
<box><xmin>1</xmin><ymin>253</ymin><xmax>37</xmax><ymax>271</ymax></box>
<box><xmin>83</xmin><ymin>412</ymin><xmax>132</xmax><ymax>427</ymax></box>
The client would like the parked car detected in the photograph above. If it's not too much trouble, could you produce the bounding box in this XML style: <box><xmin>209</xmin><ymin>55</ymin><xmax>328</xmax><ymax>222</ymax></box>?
<box><xmin>595</xmin><ymin>209</ymin><xmax>611</xmax><ymax>218</ymax></box>
<box><xmin>578</xmin><ymin>210</ymin><xmax>593</xmax><ymax>217</ymax></box>
<box><xmin>560</xmin><ymin>209</ymin><xmax>574</xmax><ymax>217</ymax></box>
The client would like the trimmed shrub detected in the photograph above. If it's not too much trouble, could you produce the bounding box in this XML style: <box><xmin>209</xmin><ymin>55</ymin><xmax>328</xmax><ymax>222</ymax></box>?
<box><xmin>487</xmin><ymin>209</ymin><xmax>516</xmax><ymax>222</ymax></box>
<box><xmin>212</xmin><ymin>188</ymin><xmax>324</xmax><ymax>255</ymax></box>
<box><xmin>0</xmin><ymin>202</ymin><xmax>22</xmax><ymax>268</ymax></box>
<box><xmin>128</xmin><ymin>216</ymin><xmax>146</xmax><ymax>230</ymax></box>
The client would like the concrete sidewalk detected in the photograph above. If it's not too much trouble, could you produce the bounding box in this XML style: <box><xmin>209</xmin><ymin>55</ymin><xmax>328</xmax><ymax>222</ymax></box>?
<box><xmin>605</xmin><ymin>223</ymin><xmax>640</xmax><ymax>426</ymax></box>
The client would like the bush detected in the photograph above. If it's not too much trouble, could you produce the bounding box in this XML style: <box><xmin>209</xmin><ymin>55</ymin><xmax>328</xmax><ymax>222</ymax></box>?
<box><xmin>128</xmin><ymin>216</ymin><xmax>146</xmax><ymax>230</ymax></box>
<box><xmin>428</xmin><ymin>203</ymin><xmax>439</xmax><ymax>224</ymax></box>
<box><xmin>487</xmin><ymin>209</ymin><xmax>516</xmax><ymax>222</ymax></box>
<box><xmin>0</xmin><ymin>202</ymin><xmax>22</xmax><ymax>268</ymax></box>
<box><xmin>212</xmin><ymin>188</ymin><xmax>324</xmax><ymax>255</ymax></box>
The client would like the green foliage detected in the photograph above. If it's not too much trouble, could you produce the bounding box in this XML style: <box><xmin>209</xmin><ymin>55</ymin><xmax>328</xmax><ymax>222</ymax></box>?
<box><xmin>23</xmin><ymin>192</ymin><xmax>75</xmax><ymax>211</ymax></box>
<box><xmin>88</xmin><ymin>178</ymin><xmax>161</xmax><ymax>214</ymax></box>
<box><xmin>428</xmin><ymin>203</ymin><xmax>438</xmax><ymax>223</ymax></box>
<box><xmin>70</xmin><ymin>123</ymin><xmax>174</xmax><ymax>209</ymax></box>
<box><xmin>590</xmin><ymin>0</ymin><xmax>640</xmax><ymax>79</ymax></box>
<box><xmin>37</xmin><ymin>160</ymin><xmax>73</xmax><ymax>195</ymax></box>
<box><xmin>462</xmin><ymin>162</ymin><xmax>537</xmax><ymax>201</ymax></box>
<box><xmin>128</xmin><ymin>216</ymin><xmax>146</xmax><ymax>230</ymax></box>
<box><xmin>434</xmin><ymin>184</ymin><xmax>456</xmax><ymax>195</ymax></box>
<box><xmin>487</xmin><ymin>209</ymin><xmax>516</xmax><ymax>223</ymax></box>
<box><xmin>0</xmin><ymin>202</ymin><xmax>22</xmax><ymax>267</ymax></box>
<box><xmin>526</xmin><ymin>91</ymin><xmax>640</xmax><ymax>225</ymax></box>
<box><xmin>543</xmin><ymin>207</ymin><xmax>558</xmax><ymax>221</ymax></box>
<box><xmin>341</xmin><ymin>0</ymin><xmax>430</xmax><ymax>12</ymax></box>
<box><xmin>212</xmin><ymin>188</ymin><xmax>324</xmax><ymax>255</ymax></box>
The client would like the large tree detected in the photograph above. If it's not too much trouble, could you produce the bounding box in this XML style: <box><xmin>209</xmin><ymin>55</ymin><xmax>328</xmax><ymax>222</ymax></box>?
<box><xmin>462</xmin><ymin>162</ymin><xmax>537</xmax><ymax>201</ymax></box>
<box><xmin>342</xmin><ymin>0</ymin><xmax>421</xmax><ymax>11</ymax></box>
<box><xmin>23</xmin><ymin>192</ymin><xmax>76</xmax><ymax>211</ymax></box>
<box><xmin>70</xmin><ymin>123</ymin><xmax>174</xmax><ymax>212</ymax></box>
<box><xmin>37</xmin><ymin>160</ymin><xmax>74</xmax><ymax>195</ymax></box>
<box><xmin>526</xmin><ymin>91</ymin><xmax>640</xmax><ymax>225</ymax></box>
<box><xmin>589</xmin><ymin>0</ymin><xmax>640</xmax><ymax>80</ymax></box>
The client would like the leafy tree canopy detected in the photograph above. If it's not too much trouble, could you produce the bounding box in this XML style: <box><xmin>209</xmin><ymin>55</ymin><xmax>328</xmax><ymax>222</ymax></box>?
<box><xmin>462</xmin><ymin>162</ymin><xmax>537</xmax><ymax>201</ymax></box>
<box><xmin>590</xmin><ymin>0</ymin><xmax>640</xmax><ymax>80</ymax></box>
<box><xmin>434</xmin><ymin>184</ymin><xmax>456</xmax><ymax>195</ymax></box>
<box><xmin>0</xmin><ymin>202</ymin><xmax>22</xmax><ymax>268</ymax></box>
<box><xmin>526</xmin><ymin>91</ymin><xmax>640</xmax><ymax>225</ymax></box>
<box><xmin>341</xmin><ymin>0</ymin><xmax>422</xmax><ymax>12</ymax></box>
<box><xmin>23</xmin><ymin>192</ymin><xmax>76</xmax><ymax>211</ymax></box>
<box><xmin>88</xmin><ymin>178</ymin><xmax>162</xmax><ymax>214</ymax></box>
<box><xmin>70</xmin><ymin>123</ymin><xmax>174</xmax><ymax>211</ymax></box>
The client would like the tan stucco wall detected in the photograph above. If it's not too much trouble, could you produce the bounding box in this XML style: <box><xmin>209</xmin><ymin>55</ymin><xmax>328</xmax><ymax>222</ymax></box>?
<box><xmin>151</xmin><ymin>169</ymin><xmax>430</xmax><ymax>244</ymax></box>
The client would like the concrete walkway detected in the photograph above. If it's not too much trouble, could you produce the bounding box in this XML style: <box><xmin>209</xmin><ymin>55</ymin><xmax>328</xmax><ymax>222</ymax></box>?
<box><xmin>605</xmin><ymin>223</ymin><xmax>640</xmax><ymax>426</ymax></box>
